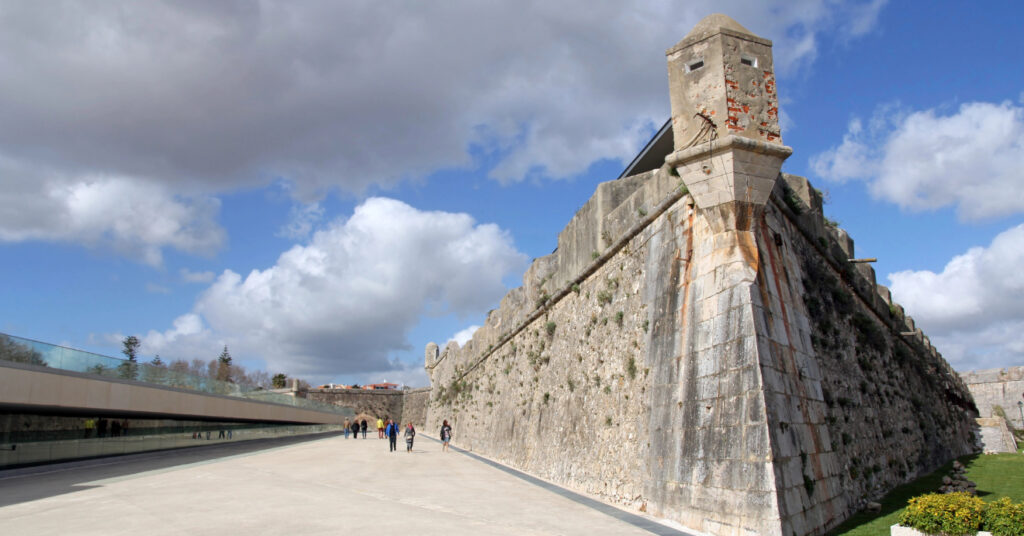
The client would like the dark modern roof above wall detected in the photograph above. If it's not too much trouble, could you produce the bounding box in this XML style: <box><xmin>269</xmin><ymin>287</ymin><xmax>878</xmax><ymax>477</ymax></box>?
<box><xmin>617</xmin><ymin>119</ymin><xmax>673</xmax><ymax>180</ymax></box>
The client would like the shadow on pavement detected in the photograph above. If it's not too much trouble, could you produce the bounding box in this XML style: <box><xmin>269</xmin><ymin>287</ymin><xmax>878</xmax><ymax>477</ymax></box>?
<box><xmin>0</xmin><ymin>432</ymin><xmax>341</xmax><ymax>508</ymax></box>
<box><xmin>426</xmin><ymin>436</ymin><xmax>696</xmax><ymax>536</ymax></box>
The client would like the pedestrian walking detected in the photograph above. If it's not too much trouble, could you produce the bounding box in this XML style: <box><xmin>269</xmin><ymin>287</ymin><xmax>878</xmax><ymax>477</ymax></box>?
<box><xmin>404</xmin><ymin>422</ymin><xmax>416</xmax><ymax>452</ymax></box>
<box><xmin>350</xmin><ymin>420</ymin><xmax>361</xmax><ymax>439</ymax></box>
<box><xmin>360</xmin><ymin>419</ymin><xmax>368</xmax><ymax>439</ymax></box>
<box><xmin>343</xmin><ymin>420</ymin><xmax>351</xmax><ymax>438</ymax></box>
<box><xmin>440</xmin><ymin>420</ymin><xmax>452</xmax><ymax>452</ymax></box>
<box><xmin>386</xmin><ymin>420</ymin><xmax>398</xmax><ymax>452</ymax></box>
<box><xmin>376</xmin><ymin>417</ymin><xmax>384</xmax><ymax>439</ymax></box>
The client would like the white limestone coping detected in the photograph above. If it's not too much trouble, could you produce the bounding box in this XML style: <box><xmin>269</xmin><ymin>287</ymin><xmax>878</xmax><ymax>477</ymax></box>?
<box><xmin>891</xmin><ymin>524</ymin><xmax>992</xmax><ymax>536</ymax></box>
<box><xmin>665</xmin><ymin>134</ymin><xmax>792</xmax><ymax>168</ymax></box>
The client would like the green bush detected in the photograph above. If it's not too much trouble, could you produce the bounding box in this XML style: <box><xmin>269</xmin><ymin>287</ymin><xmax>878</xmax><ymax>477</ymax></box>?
<box><xmin>898</xmin><ymin>493</ymin><xmax>984</xmax><ymax>535</ymax></box>
<box><xmin>985</xmin><ymin>497</ymin><xmax>1024</xmax><ymax>536</ymax></box>
<box><xmin>897</xmin><ymin>488</ymin><xmax>1024</xmax><ymax>535</ymax></box>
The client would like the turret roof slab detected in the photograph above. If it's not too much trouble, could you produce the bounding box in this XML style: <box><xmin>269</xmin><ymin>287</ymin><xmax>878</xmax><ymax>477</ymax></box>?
<box><xmin>667</xmin><ymin>13</ymin><xmax>771</xmax><ymax>53</ymax></box>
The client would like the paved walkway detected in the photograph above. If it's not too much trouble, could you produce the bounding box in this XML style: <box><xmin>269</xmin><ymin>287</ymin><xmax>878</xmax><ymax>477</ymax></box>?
<box><xmin>0</xmin><ymin>433</ymin><xmax>695</xmax><ymax>535</ymax></box>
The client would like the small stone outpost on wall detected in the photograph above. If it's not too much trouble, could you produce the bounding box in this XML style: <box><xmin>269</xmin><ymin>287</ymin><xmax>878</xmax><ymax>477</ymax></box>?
<box><xmin>960</xmin><ymin>367</ymin><xmax>1024</xmax><ymax>429</ymax></box>
<box><xmin>423</xmin><ymin>14</ymin><xmax>977</xmax><ymax>536</ymax></box>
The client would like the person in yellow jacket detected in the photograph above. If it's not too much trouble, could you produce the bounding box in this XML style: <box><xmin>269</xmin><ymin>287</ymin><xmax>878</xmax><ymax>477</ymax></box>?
<box><xmin>376</xmin><ymin>417</ymin><xmax>384</xmax><ymax>439</ymax></box>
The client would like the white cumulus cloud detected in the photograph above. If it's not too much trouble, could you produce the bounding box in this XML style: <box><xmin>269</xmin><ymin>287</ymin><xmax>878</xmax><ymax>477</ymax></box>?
<box><xmin>889</xmin><ymin>224</ymin><xmax>1024</xmax><ymax>370</ymax></box>
<box><xmin>277</xmin><ymin>202</ymin><xmax>325</xmax><ymax>240</ymax></box>
<box><xmin>139</xmin><ymin>198</ymin><xmax>527</xmax><ymax>380</ymax></box>
<box><xmin>0</xmin><ymin>157</ymin><xmax>224</xmax><ymax>265</ymax></box>
<box><xmin>448</xmin><ymin>325</ymin><xmax>481</xmax><ymax>347</ymax></box>
<box><xmin>0</xmin><ymin>2</ymin><xmax>887</xmax><ymax>262</ymax></box>
<box><xmin>811</xmin><ymin>101</ymin><xmax>1024</xmax><ymax>221</ymax></box>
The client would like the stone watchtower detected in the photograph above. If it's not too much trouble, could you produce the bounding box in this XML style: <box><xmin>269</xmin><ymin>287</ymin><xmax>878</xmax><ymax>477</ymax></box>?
<box><xmin>648</xmin><ymin>14</ymin><xmax>801</xmax><ymax>535</ymax></box>
<box><xmin>667</xmin><ymin>14</ymin><xmax>782</xmax><ymax>149</ymax></box>
<box><xmin>665</xmin><ymin>14</ymin><xmax>791</xmax><ymax>223</ymax></box>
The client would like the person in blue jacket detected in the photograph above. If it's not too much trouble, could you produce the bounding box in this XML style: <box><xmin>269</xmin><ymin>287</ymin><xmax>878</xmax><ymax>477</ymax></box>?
<box><xmin>386</xmin><ymin>419</ymin><xmax>399</xmax><ymax>452</ymax></box>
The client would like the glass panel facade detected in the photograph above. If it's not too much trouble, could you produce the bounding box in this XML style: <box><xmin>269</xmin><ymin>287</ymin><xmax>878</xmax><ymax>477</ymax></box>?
<box><xmin>0</xmin><ymin>332</ymin><xmax>350</xmax><ymax>415</ymax></box>
<box><xmin>0</xmin><ymin>412</ymin><xmax>345</xmax><ymax>469</ymax></box>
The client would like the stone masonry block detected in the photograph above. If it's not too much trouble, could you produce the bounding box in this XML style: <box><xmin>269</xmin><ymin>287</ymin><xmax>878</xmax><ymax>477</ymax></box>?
<box><xmin>698</xmin><ymin>375</ymin><xmax>720</xmax><ymax>400</ymax></box>
<box><xmin>746</xmin><ymin>424</ymin><xmax>770</xmax><ymax>459</ymax></box>
<box><xmin>876</xmin><ymin>284</ymin><xmax>892</xmax><ymax>305</ymax></box>
<box><xmin>752</xmin><ymin>305</ymin><xmax>771</xmax><ymax>337</ymax></box>
<box><xmin>775</xmin><ymin>426</ymin><xmax>798</xmax><ymax>459</ymax></box>
<box><xmin>771</xmin><ymin>315</ymin><xmax>790</xmax><ymax>346</ymax></box>
<box><xmin>740</xmin><ymin>365</ymin><xmax>763</xmax><ymax>392</ymax></box>
<box><xmin>761</xmin><ymin>365</ymin><xmax>785</xmax><ymax>394</ymax></box>
<box><xmin>696</xmin><ymin>318</ymin><xmax>714</xmax><ymax>352</ymax></box>
<box><xmin>712</xmin><ymin>313</ymin><xmax>733</xmax><ymax>346</ymax></box>
<box><xmin>746</xmin><ymin>390</ymin><xmax>765</xmax><ymax>424</ymax></box>
<box><xmin>700</xmin><ymin>297</ymin><xmax>719</xmax><ymax>322</ymax></box>
<box><xmin>723</xmin><ymin>339</ymin><xmax>750</xmax><ymax>370</ymax></box>
<box><xmin>717</xmin><ymin>397</ymin><xmax>742</xmax><ymax>428</ymax></box>
<box><xmin>782</xmin><ymin>485</ymin><xmax>806</xmax><ymax>517</ymax></box>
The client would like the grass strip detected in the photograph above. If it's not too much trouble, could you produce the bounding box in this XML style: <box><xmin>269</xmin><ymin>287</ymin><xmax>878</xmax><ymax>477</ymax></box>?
<box><xmin>829</xmin><ymin>453</ymin><xmax>1024</xmax><ymax>535</ymax></box>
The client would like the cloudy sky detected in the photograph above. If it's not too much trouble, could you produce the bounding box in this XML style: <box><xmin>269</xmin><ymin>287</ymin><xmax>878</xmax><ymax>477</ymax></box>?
<box><xmin>1</xmin><ymin>1</ymin><xmax>1021</xmax><ymax>386</ymax></box>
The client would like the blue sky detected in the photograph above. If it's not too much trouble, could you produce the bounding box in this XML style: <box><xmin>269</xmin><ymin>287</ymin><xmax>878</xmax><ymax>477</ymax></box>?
<box><xmin>1</xmin><ymin>1</ymin><xmax>1022</xmax><ymax>387</ymax></box>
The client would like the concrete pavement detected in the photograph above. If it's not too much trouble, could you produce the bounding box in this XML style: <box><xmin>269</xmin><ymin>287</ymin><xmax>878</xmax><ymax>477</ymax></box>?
<box><xmin>0</xmin><ymin>433</ymin><xmax>695</xmax><ymax>535</ymax></box>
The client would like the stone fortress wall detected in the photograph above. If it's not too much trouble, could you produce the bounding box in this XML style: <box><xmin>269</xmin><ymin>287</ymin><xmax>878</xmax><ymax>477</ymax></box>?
<box><xmin>302</xmin><ymin>387</ymin><xmax>432</xmax><ymax>429</ymax></box>
<box><xmin>400</xmin><ymin>388</ymin><xmax>431</xmax><ymax>429</ymax></box>
<box><xmin>304</xmin><ymin>389</ymin><xmax>404</xmax><ymax>424</ymax></box>
<box><xmin>960</xmin><ymin>367</ymin><xmax>1024</xmax><ymax>429</ymax></box>
<box><xmin>422</xmin><ymin>14</ymin><xmax>977</xmax><ymax>536</ymax></box>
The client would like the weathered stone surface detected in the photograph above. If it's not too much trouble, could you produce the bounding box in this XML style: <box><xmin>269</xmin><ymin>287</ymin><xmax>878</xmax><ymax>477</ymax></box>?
<box><xmin>300</xmin><ymin>387</ymin><xmax>431</xmax><ymax>429</ymax></box>
<box><xmin>975</xmin><ymin>416</ymin><xmax>1018</xmax><ymax>453</ymax></box>
<box><xmin>304</xmin><ymin>389</ymin><xmax>405</xmax><ymax>424</ymax></box>
<box><xmin>666</xmin><ymin>14</ymin><xmax>781</xmax><ymax>147</ymax></box>
<box><xmin>960</xmin><ymin>367</ymin><xmax>1024</xmax><ymax>429</ymax></box>
<box><xmin>425</xmin><ymin>342</ymin><xmax>439</xmax><ymax>369</ymax></box>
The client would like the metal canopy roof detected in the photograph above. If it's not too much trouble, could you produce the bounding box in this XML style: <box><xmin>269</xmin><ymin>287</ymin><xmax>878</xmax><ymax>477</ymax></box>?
<box><xmin>616</xmin><ymin>118</ymin><xmax>673</xmax><ymax>180</ymax></box>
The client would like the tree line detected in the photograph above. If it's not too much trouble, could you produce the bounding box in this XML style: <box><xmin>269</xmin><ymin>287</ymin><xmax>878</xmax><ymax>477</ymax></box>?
<box><xmin>116</xmin><ymin>336</ymin><xmax>310</xmax><ymax>390</ymax></box>
<box><xmin>0</xmin><ymin>333</ymin><xmax>313</xmax><ymax>391</ymax></box>
<box><xmin>0</xmin><ymin>334</ymin><xmax>47</xmax><ymax>366</ymax></box>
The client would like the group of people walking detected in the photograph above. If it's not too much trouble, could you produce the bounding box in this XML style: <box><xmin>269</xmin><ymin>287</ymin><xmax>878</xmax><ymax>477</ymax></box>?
<box><xmin>382</xmin><ymin>418</ymin><xmax>414</xmax><ymax>452</ymax></box>
<box><xmin>344</xmin><ymin>419</ymin><xmax>368</xmax><ymax>439</ymax></box>
<box><xmin>341</xmin><ymin>417</ymin><xmax>454</xmax><ymax>454</ymax></box>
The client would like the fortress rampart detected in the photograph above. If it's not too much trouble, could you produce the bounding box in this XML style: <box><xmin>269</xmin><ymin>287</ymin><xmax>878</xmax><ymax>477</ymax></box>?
<box><xmin>423</xmin><ymin>14</ymin><xmax>977</xmax><ymax>536</ymax></box>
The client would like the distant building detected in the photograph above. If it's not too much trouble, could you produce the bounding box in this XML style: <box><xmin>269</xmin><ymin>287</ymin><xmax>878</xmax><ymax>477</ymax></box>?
<box><xmin>364</xmin><ymin>382</ymin><xmax>399</xmax><ymax>390</ymax></box>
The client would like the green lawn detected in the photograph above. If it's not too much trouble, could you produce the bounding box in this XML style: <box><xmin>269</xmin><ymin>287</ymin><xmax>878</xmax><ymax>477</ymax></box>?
<box><xmin>828</xmin><ymin>453</ymin><xmax>1024</xmax><ymax>535</ymax></box>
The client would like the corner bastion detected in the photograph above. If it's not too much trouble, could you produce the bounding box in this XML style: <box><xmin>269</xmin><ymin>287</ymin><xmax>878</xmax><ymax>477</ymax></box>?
<box><xmin>960</xmin><ymin>366</ymin><xmax>1024</xmax><ymax>429</ymax></box>
<box><xmin>424</xmin><ymin>14</ymin><xmax>978</xmax><ymax>536</ymax></box>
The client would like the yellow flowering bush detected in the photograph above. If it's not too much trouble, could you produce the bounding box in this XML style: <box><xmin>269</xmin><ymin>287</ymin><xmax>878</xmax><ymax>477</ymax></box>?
<box><xmin>898</xmin><ymin>493</ymin><xmax>1024</xmax><ymax>535</ymax></box>
<box><xmin>984</xmin><ymin>497</ymin><xmax>1024</xmax><ymax>536</ymax></box>
<box><xmin>898</xmin><ymin>492</ymin><xmax>985</xmax><ymax>535</ymax></box>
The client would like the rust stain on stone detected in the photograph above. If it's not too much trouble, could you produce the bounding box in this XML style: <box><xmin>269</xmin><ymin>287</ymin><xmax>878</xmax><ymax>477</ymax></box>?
<box><xmin>678</xmin><ymin>207</ymin><xmax>696</xmax><ymax>335</ymax></box>
<box><xmin>758</xmin><ymin>217</ymin><xmax>832</xmax><ymax>519</ymax></box>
